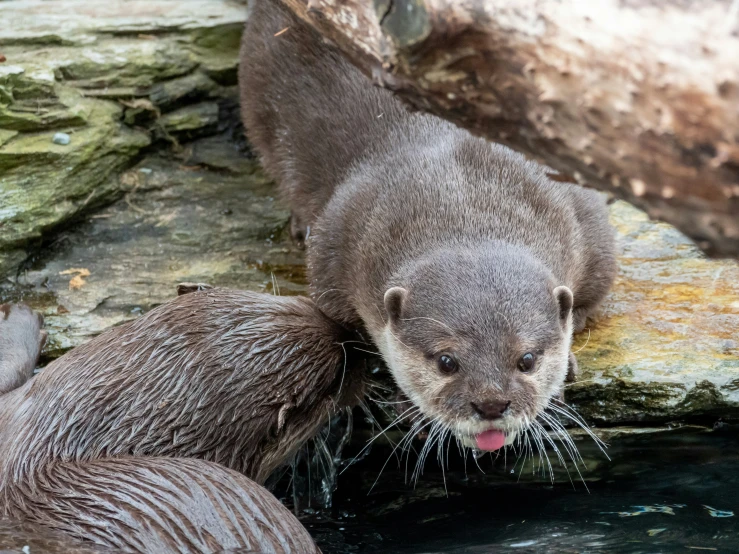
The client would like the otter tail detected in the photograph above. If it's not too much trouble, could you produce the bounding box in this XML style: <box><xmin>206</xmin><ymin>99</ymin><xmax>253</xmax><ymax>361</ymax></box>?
<box><xmin>3</xmin><ymin>456</ymin><xmax>320</xmax><ymax>554</ymax></box>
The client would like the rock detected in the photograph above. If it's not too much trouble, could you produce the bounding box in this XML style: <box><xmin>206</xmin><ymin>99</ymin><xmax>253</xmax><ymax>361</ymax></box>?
<box><xmin>0</xmin><ymin>0</ymin><xmax>247</xmax><ymax>280</ymax></box>
<box><xmin>0</xmin><ymin>0</ymin><xmax>735</xmax><ymax>449</ymax></box>
<box><xmin>350</xmin><ymin>423</ymin><xmax>725</xmax><ymax>485</ymax></box>
<box><xmin>159</xmin><ymin>102</ymin><xmax>219</xmax><ymax>137</ymax></box>
<box><xmin>0</xmin><ymin>67</ymin><xmax>90</xmax><ymax>132</ymax></box>
<box><xmin>0</xmin><ymin>99</ymin><xmax>150</xmax><ymax>277</ymax></box>
<box><xmin>0</xmin><ymin>129</ymin><xmax>18</xmax><ymax>147</ymax></box>
<box><xmin>149</xmin><ymin>72</ymin><xmax>218</xmax><ymax>110</ymax></box>
<box><xmin>0</xmin><ymin>1</ymin><xmax>246</xmax><ymax>46</ymax></box>
<box><xmin>4</xmin><ymin>136</ymin><xmax>303</xmax><ymax>358</ymax></box>
<box><xmin>51</xmin><ymin>132</ymin><xmax>70</xmax><ymax>145</ymax></box>
<box><xmin>567</xmin><ymin>201</ymin><xmax>739</xmax><ymax>424</ymax></box>
<box><xmin>4</xmin><ymin>123</ymin><xmax>735</xmax><ymax>431</ymax></box>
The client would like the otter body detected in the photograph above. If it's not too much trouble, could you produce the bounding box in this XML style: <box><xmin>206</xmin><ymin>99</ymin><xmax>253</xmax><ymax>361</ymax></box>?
<box><xmin>0</xmin><ymin>292</ymin><xmax>362</xmax><ymax>553</ymax></box>
<box><xmin>241</xmin><ymin>1</ymin><xmax>616</xmax><ymax>449</ymax></box>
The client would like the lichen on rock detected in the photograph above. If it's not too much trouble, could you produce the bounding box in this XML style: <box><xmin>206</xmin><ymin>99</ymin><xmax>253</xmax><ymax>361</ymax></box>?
<box><xmin>568</xmin><ymin>201</ymin><xmax>739</xmax><ymax>424</ymax></box>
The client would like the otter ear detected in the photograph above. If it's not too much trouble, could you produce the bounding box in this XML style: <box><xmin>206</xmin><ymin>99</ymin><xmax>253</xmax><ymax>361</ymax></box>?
<box><xmin>384</xmin><ymin>287</ymin><xmax>408</xmax><ymax>324</ymax></box>
<box><xmin>553</xmin><ymin>285</ymin><xmax>573</xmax><ymax>325</ymax></box>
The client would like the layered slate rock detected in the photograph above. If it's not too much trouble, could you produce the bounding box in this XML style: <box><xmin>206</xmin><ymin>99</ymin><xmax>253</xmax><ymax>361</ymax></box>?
<box><xmin>5</xmin><ymin>143</ymin><xmax>304</xmax><ymax>359</ymax></box>
<box><xmin>0</xmin><ymin>0</ymin><xmax>247</xmax><ymax>277</ymax></box>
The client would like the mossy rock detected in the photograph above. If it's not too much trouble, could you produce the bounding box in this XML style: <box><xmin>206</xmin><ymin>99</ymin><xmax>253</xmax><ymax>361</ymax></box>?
<box><xmin>0</xmin><ymin>100</ymin><xmax>150</xmax><ymax>276</ymax></box>
<box><xmin>0</xmin><ymin>0</ymin><xmax>248</xmax><ymax>279</ymax></box>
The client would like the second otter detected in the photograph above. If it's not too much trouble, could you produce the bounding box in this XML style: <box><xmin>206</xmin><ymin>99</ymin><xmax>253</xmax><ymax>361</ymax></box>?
<box><xmin>240</xmin><ymin>1</ymin><xmax>616</xmax><ymax>452</ymax></box>
<box><xmin>0</xmin><ymin>291</ymin><xmax>362</xmax><ymax>552</ymax></box>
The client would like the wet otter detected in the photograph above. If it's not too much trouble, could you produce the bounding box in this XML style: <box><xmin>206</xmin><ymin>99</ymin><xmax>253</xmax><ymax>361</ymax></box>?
<box><xmin>0</xmin><ymin>291</ymin><xmax>363</xmax><ymax>553</ymax></box>
<box><xmin>240</xmin><ymin>0</ymin><xmax>616</xmax><ymax>452</ymax></box>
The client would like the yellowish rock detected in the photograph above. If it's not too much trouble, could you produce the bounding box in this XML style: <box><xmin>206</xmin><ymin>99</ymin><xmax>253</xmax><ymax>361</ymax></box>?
<box><xmin>569</xmin><ymin>201</ymin><xmax>739</xmax><ymax>423</ymax></box>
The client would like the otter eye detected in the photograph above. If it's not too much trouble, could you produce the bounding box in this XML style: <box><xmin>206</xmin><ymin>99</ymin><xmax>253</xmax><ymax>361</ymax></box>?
<box><xmin>437</xmin><ymin>354</ymin><xmax>458</xmax><ymax>375</ymax></box>
<box><xmin>518</xmin><ymin>353</ymin><xmax>536</xmax><ymax>372</ymax></box>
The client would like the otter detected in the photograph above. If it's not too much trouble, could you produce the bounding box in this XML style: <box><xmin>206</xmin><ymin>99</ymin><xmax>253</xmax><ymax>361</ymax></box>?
<box><xmin>0</xmin><ymin>291</ymin><xmax>363</xmax><ymax>553</ymax></box>
<box><xmin>240</xmin><ymin>0</ymin><xmax>616</xmax><ymax>452</ymax></box>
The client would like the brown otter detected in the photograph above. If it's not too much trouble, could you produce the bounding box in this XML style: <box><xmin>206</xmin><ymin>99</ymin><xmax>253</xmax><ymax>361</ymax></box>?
<box><xmin>240</xmin><ymin>1</ymin><xmax>616</xmax><ymax>452</ymax></box>
<box><xmin>0</xmin><ymin>291</ymin><xmax>363</xmax><ymax>553</ymax></box>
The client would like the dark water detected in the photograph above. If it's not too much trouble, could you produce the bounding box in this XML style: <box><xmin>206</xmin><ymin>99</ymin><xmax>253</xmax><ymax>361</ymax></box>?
<box><xmin>305</xmin><ymin>425</ymin><xmax>739</xmax><ymax>554</ymax></box>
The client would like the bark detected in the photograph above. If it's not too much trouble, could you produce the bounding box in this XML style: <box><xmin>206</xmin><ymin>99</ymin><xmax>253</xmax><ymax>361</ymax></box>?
<box><xmin>279</xmin><ymin>0</ymin><xmax>739</xmax><ymax>257</ymax></box>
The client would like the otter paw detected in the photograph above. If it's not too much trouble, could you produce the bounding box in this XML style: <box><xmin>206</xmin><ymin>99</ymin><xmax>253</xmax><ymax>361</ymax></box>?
<box><xmin>566</xmin><ymin>352</ymin><xmax>578</xmax><ymax>383</ymax></box>
<box><xmin>0</xmin><ymin>304</ymin><xmax>47</xmax><ymax>394</ymax></box>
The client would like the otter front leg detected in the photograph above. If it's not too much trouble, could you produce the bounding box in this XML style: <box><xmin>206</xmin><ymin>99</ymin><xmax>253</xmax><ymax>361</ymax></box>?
<box><xmin>0</xmin><ymin>304</ymin><xmax>47</xmax><ymax>394</ymax></box>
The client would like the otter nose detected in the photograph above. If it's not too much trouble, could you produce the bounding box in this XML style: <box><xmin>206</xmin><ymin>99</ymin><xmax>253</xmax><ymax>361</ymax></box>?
<box><xmin>472</xmin><ymin>400</ymin><xmax>511</xmax><ymax>420</ymax></box>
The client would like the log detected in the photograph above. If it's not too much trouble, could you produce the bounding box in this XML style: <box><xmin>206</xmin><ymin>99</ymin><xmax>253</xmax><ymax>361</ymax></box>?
<box><xmin>279</xmin><ymin>0</ymin><xmax>739</xmax><ymax>258</ymax></box>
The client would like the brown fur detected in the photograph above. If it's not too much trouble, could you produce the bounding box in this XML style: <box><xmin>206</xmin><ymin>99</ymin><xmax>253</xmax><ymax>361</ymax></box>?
<box><xmin>240</xmin><ymin>1</ymin><xmax>616</xmax><ymax>445</ymax></box>
<box><xmin>0</xmin><ymin>304</ymin><xmax>46</xmax><ymax>395</ymax></box>
<box><xmin>0</xmin><ymin>291</ymin><xmax>364</xmax><ymax>553</ymax></box>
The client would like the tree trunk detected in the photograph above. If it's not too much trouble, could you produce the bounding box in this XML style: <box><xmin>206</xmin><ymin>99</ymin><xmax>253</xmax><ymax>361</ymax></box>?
<box><xmin>279</xmin><ymin>0</ymin><xmax>739</xmax><ymax>258</ymax></box>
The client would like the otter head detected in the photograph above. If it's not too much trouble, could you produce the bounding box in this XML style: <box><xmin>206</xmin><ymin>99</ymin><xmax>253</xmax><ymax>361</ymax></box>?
<box><xmin>375</xmin><ymin>244</ymin><xmax>574</xmax><ymax>452</ymax></box>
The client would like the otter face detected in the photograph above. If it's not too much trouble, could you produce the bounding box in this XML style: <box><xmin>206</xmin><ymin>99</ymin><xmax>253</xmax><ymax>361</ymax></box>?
<box><xmin>373</xmin><ymin>248</ymin><xmax>574</xmax><ymax>453</ymax></box>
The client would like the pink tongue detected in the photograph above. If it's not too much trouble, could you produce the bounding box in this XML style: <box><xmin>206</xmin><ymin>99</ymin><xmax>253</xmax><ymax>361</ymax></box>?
<box><xmin>475</xmin><ymin>430</ymin><xmax>507</xmax><ymax>451</ymax></box>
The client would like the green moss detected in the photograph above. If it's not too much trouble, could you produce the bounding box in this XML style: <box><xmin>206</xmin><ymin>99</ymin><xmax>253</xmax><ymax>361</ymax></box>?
<box><xmin>149</xmin><ymin>72</ymin><xmax>217</xmax><ymax>109</ymax></box>
<box><xmin>567</xmin><ymin>379</ymin><xmax>686</xmax><ymax>423</ymax></box>
<box><xmin>0</xmin><ymin>86</ymin><xmax>91</xmax><ymax>132</ymax></box>
<box><xmin>54</xmin><ymin>40</ymin><xmax>199</xmax><ymax>89</ymax></box>
<box><xmin>0</xmin><ymin>2</ymin><xmax>247</xmax><ymax>280</ymax></box>
<box><xmin>0</xmin><ymin>249</ymin><xmax>27</xmax><ymax>279</ymax></box>
<box><xmin>0</xmin><ymin>130</ymin><xmax>18</xmax><ymax>147</ymax></box>
<box><xmin>190</xmin><ymin>24</ymin><xmax>243</xmax><ymax>52</ymax></box>
<box><xmin>190</xmin><ymin>24</ymin><xmax>244</xmax><ymax>85</ymax></box>
<box><xmin>677</xmin><ymin>380</ymin><xmax>726</xmax><ymax>415</ymax></box>
<box><xmin>0</xmin><ymin>99</ymin><xmax>150</xmax><ymax>255</ymax></box>
<box><xmin>159</xmin><ymin>102</ymin><xmax>219</xmax><ymax>133</ymax></box>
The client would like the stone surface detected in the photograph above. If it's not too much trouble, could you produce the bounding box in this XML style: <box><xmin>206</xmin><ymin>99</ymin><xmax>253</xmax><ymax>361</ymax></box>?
<box><xmin>0</xmin><ymin>1</ymin><xmax>247</xmax><ymax>46</ymax></box>
<box><xmin>0</xmin><ymin>98</ymin><xmax>150</xmax><ymax>276</ymax></box>
<box><xmin>568</xmin><ymin>201</ymin><xmax>739</xmax><ymax>424</ymax></box>
<box><xmin>159</xmin><ymin>101</ymin><xmax>219</xmax><ymax>136</ymax></box>
<box><xmin>4</xmin><ymin>141</ymin><xmax>304</xmax><ymax>359</ymax></box>
<box><xmin>0</xmin><ymin>0</ymin><xmax>247</xmax><ymax>279</ymax></box>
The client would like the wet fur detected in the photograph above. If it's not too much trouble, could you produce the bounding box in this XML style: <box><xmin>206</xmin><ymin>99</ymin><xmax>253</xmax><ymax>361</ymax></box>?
<box><xmin>240</xmin><ymin>2</ymin><xmax>616</xmax><ymax>440</ymax></box>
<box><xmin>0</xmin><ymin>292</ymin><xmax>363</xmax><ymax>553</ymax></box>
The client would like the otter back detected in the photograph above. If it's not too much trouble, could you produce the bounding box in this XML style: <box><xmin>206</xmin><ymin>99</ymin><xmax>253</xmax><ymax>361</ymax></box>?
<box><xmin>0</xmin><ymin>291</ymin><xmax>363</xmax><ymax>552</ymax></box>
